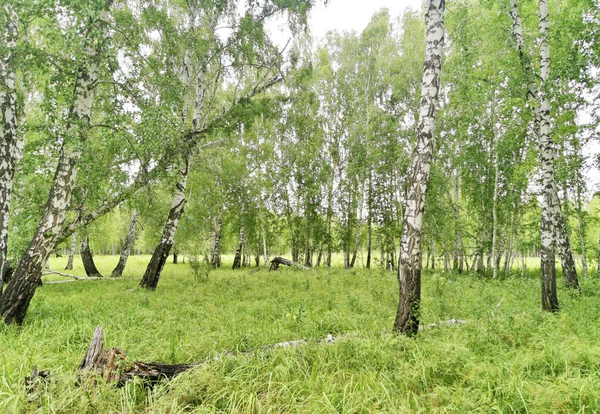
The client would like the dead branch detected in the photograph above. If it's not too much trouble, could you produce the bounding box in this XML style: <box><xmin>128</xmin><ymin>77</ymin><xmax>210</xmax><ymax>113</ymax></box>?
<box><xmin>419</xmin><ymin>318</ymin><xmax>467</xmax><ymax>331</ymax></box>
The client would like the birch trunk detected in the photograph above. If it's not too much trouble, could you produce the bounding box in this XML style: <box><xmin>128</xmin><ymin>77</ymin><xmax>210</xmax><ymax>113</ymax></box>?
<box><xmin>366</xmin><ymin>175</ymin><xmax>373</xmax><ymax>269</ymax></box>
<box><xmin>551</xmin><ymin>185</ymin><xmax>579</xmax><ymax>288</ymax></box>
<box><xmin>0</xmin><ymin>4</ymin><xmax>20</xmax><ymax>296</ymax></box>
<box><xmin>232</xmin><ymin>224</ymin><xmax>246</xmax><ymax>270</ymax></box>
<box><xmin>537</xmin><ymin>0</ymin><xmax>559</xmax><ymax>311</ymax></box>
<box><xmin>452</xmin><ymin>172</ymin><xmax>464</xmax><ymax>273</ymax></box>
<box><xmin>491</xmin><ymin>105</ymin><xmax>500</xmax><ymax>279</ymax></box>
<box><xmin>575</xmin><ymin>184</ymin><xmax>588</xmax><ymax>280</ymax></box>
<box><xmin>393</xmin><ymin>0</ymin><xmax>445</xmax><ymax>336</ymax></box>
<box><xmin>140</xmin><ymin>5</ymin><xmax>217</xmax><ymax>289</ymax></box>
<box><xmin>597</xmin><ymin>229</ymin><xmax>600</xmax><ymax>274</ymax></box>
<box><xmin>261</xmin><ymin>215</ymin><xmax>269</xmax><ymax>268</ymax></box>
<box><xmin>0</xmin><ymin>7</ymin><xmax>108</xmax><ymax>324</ymax></box>
<box><xmin>509</xmin><ymin>0</ymin><xmax>577</xmax><ymax>295</ymax></box>
<box><xmin>111</xmin><ymin>209</ymin><xmax>138</xmax><ymax>278</ymax></box>
<box><xmin>140</xmin><ymin>160</ymin><xmax>189</xmax><ymax>290</ymax></box>
<box><xmin>304</xmin><ymin>221</ymin><xmax>312</xmax><ymax>268</ymax></box>
<box><xmin>210</xmin><ymin>208</ymin><xmax>223</xmax><ymax>268</ymax></box>
<box><xmin>65</xmin><ymin>232</ymin><xmax>77</xmax><ymax>270</ymax></box>
<box><xmin>81</xmin><ymin>235</ymin><xmax>102</xmax><ymax>278</ymax></box>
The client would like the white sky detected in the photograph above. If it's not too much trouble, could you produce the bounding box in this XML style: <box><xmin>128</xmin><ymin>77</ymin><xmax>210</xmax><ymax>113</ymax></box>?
<box><xmin>307</xmin><ymin>0</ymin><xmax>422</xmax><ymax>41</ymax></box>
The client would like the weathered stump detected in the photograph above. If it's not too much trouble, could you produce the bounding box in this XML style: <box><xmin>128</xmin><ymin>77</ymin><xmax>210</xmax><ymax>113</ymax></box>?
<box><xmin>78</xmin><ymin>326</ymin><xmax>199</xmax><ymax>385</ymax></box>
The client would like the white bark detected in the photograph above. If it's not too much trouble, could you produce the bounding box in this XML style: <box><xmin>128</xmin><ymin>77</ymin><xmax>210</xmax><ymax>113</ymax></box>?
<box><xmin>491</xmin><ymin>104</ymin><xmax>500</xmax><ymax>279</ymax></box>
<box><xmin>0</xmin><ymin>4</ymin><xmax>20</xmax><ymax>293</ymax></box>
<box><xmin>0</xmin><ymin>6</ymin><xmax>110</xmax><ymax>324</ymax></box>
<box><xmin>394</xmin><ymin>0</ymin><xmax>445</xmax><ymax>335</ymax></box>
<box><xmin>509</xmin><ymin>0</ymin><xmax>578</xmax><ymax>291</ymax></box>
<box><xmin>537</xmin><ymin>0</ymin><xmax>559</xmax><ymax>310</ymax></box>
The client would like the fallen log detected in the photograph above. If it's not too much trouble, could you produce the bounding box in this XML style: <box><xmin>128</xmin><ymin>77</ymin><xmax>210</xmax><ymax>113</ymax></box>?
<box><xmin>34</xmin><ymin>320</ymin><xmax>467</xmax><ymax>387</ymax></box>
<box><xmin>269</xmin><ymin>256</ymin><xmax>311</xmax><ymax>271</ymax></box>
<box><xmin>73</xmin><ymin>327</ymin><xmax>343</xmax><ymax>385</ymax></box>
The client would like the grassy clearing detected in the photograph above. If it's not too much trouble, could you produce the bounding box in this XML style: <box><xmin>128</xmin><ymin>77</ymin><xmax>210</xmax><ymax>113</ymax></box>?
<box><xmin>1</xmin><ymin>255</ymin><xmax>599</xmax><ymax>412</ymax></box>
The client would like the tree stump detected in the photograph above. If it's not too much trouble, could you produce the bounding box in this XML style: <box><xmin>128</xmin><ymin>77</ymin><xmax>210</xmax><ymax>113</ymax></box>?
<box><xmin>78</xmin><ymin>326</ymin><xmax>199</xmax><ymax>384</ymax></box>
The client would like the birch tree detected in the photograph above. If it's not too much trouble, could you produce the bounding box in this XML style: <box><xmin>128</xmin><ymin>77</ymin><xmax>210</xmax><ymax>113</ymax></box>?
<box><xmin>393</xmin><ymin>0</ymin><xmax>445</xmax><ymax>336</ymax></box>
<box><xmin>0</xmin><ymin>2</ymin><xmax>111</xmax><ymax>324</ymax></box>
<box><xmin>111</xmin><ymin>209</ymin><xmax>138</xmax><ymax>278</ymax></box>
<box><xmin>508</xmin><ymin>0</ymin><xmax>578</xmax><ymax>296</ymax></box>
<box><xmin>0</xmin><ymin>3</ymin><xmax>20</xmax><ymax>295</ymax></box>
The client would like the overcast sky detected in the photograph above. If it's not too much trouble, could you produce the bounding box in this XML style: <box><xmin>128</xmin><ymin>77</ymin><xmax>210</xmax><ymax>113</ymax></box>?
<box><xmin>308</xmin><ymin>0</ymin><xmax>422</xmax><ymax>41</ymax></box>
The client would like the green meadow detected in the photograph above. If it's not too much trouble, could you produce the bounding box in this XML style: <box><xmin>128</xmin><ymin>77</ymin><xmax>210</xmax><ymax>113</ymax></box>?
<box><xmin>1</xmin><ymin>256</ymin><xmax>599</xmax><ymax>413</ymax></box>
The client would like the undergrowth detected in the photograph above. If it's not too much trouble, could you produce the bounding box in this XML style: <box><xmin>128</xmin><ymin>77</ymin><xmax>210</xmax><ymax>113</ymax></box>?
<box><xmin>0</xmin><ymin>255</ymin><xmax>598</xmax><ymax>412</ymax></box>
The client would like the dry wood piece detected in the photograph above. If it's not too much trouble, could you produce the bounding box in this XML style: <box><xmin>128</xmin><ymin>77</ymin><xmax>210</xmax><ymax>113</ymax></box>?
<box><xmin>25</xmin><ymin>365</ymin><xmax>50</xmax><ymax>395</ymax></box>
<box><xmin>119</xmin><ymin>361</ymin><xmax>199</xmax><ymax>383</ymax></box>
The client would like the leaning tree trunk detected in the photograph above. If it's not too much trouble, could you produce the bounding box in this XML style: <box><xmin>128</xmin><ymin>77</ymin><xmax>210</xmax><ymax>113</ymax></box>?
<box><xmin>393</xmin><ymin>0</ymin><xmax>445</xmax><ymax>336</ymax></box>
<box><xmin>232</xmin><ymin>224</ymin><xmax>246</xmax><ymax>270</ymax></box>
<box><xmin>81</xmin><ymin>235</ymin><xmax>103</xmax><ymax>278</ymax></box>
<box><xmin>140</xmin><ymin>160</ymin><xmax>189</xmax><ymax>290</ymax></box>
<box><xmin>65</xmin><ymin>232</ymin><xmax>77</xmax><ymax>270</ymax></box>
<box><xmin>111</xmin><ymin>209</ymin><xmax>138</xmax><ymax>278</ymax></box>
<box><xmin>0</xmin><ymin>7</ymin><xmax>107</xmax><ymax>324</ymax></box>
<box><xmin>550</xmin><ymin>185</ymin><xmax>579</xmax><ymax>288</ymax></box>
<box><xmin>0</xmin><ymin>4</ymin><xmax>20</xmax><ymax>296</ymax></box>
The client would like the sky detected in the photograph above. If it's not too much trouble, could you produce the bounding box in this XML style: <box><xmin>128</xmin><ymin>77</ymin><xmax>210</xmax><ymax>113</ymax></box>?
<box><xmin>307</xmin><ymin>0</ymin><xmax>422</xmax><ymax>41</ymax></box>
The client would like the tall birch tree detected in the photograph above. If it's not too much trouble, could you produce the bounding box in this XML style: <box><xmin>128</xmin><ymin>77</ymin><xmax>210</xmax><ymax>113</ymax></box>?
<box><xmin>536</xmin><ymin>0</ymin><xmax>559</xmax><ymax>311</ymax></box>
<box><xmin>0</xmin><ymin>2</ymin><xmax>111</xmax><ymax>324</ymax></box>
<box><xmin>508</xmin><ymin>0</ymin><xmax>578</xmax><ymax>295</ymax></box>
<box><xmin>393</xmin><ymin>0</ymin><xmax>445</xmax><ymax>336</ymax></box>
<box><xmin>0</xmin><ymin>3</ymin><xmax>20</xmax><ymax>295</ymax></box>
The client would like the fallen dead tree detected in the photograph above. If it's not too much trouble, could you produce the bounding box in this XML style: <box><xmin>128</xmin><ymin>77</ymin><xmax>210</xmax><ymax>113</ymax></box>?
<box><xmin>73</xmin><ymin>327</ymin><xmax>344</xmax><ymax>385</ymax></box>
<box><xmin>29</xmin><ymin>320</ymin><xmax>467</xmax><ymax>389</ymax></box>
<box><xmin>269</xmin><ymin>256</ymin><xmax>311</xmax><ymax>271</ymax></box>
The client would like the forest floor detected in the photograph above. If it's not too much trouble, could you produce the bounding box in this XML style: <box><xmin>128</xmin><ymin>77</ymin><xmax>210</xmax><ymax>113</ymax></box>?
<box><xmin>1</xmin><ymin>255</ymin><xmax>599</xmax><ymax>413</ymax></box>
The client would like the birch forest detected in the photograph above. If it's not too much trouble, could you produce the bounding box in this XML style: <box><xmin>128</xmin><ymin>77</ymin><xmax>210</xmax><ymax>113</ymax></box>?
<box><xmin>1</xmin><ymin>0</ymin><xmax>600</xmax><ymax>411</ymax></box>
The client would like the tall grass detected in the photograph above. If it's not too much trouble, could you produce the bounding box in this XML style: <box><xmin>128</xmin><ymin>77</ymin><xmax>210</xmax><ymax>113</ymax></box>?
<box><xmin>0</xmin><ymin>255</ymin><xmax>598</xmax><ymax>412</ymax></box>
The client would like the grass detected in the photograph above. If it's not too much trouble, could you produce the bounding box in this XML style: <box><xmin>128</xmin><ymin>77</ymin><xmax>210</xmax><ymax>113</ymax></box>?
<box><xmin>1</xmin><ymin>254</ymin><xmax>599</xmax><ymax>412</ymax></box>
